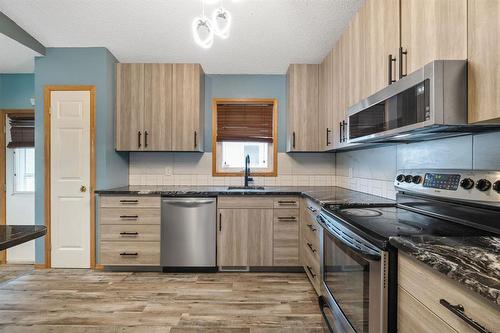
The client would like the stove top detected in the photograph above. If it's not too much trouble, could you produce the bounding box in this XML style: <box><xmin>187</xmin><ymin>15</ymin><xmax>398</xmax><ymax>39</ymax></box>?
<box><xmin>322</xmin><ymin>203</ymin><xmax>493</xmax><ymax>250</ymax></box>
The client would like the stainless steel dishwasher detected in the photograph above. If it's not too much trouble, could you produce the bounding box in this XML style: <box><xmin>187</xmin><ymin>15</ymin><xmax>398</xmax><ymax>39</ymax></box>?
<box><xmin>161</xmin><ymin>197</ymin><xmax>217</xmax><ymax>271</ymax></box>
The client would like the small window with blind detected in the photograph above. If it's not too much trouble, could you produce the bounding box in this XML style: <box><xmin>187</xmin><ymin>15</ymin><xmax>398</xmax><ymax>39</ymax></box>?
<box><xmin>212</xmin><ymin>99</ymin><xmax>278</xmax><ymax>176</ymax></box>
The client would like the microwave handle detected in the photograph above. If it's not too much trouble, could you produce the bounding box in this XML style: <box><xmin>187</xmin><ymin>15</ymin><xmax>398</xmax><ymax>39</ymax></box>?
<box><xmin>316</xmin><ymin>215</ymin><xmax>381</xmax><ymax>261</ymax></box>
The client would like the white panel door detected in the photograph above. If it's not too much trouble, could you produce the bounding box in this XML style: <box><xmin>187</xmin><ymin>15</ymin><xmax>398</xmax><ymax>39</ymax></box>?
<box><xmin>50</xmin><ymin>91</ymin><xmax>90</xmax><ymax>268</ymax></box>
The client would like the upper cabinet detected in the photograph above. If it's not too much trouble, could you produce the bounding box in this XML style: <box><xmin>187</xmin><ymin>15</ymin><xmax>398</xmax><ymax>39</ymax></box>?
<box><xmin>468</xmin><ymin>0</ymin><xmax>500</xmax><ymax>123</ymax></box>
<box><xmin>319</xmin><ymin>50</ymin><xmax>335</xmax><ymax>151</ymax></box>
<box><xmin>286</xmin><ymin>64</ymin><xmax>320</xmax><ymax>152</ymax></box>
<box><xmin>172</xmin><ymin>64</ymin><xmax>205</xmax><ymax>151</ymax></box>
<box><xmin>400</xmin><ymin>0</ymin><xmax>467</xmax><ymax>77</ymax></box>
<box><xmin>116</xmin><ymin>63</ymin><xmax>204</xmax><ymax>152</ymax></box>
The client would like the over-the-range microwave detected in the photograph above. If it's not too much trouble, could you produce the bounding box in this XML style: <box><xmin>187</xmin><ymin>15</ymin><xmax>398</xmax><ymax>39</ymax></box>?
<box><xmin>347</xmin><ymin>60</ymin><xmax>500</xmax><ymax>143</ymax></box>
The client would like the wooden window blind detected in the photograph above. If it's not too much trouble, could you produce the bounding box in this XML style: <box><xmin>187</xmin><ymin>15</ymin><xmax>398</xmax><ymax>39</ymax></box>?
<box><xmin>216</xmin><ymin>103</ymin><xmax>274</xmax><ymax>143</ymax></box>
<box><xmin>7</xmin><ymin>114</ymin><xmax>35</xmax><ymax>148</ymax></box>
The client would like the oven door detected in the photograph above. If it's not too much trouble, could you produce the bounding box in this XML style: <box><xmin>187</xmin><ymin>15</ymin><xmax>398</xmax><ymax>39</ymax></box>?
<box><xmin>319</xmin><ymin>215</ymin><xmax>388</xmax><ymax>333</ymax></box>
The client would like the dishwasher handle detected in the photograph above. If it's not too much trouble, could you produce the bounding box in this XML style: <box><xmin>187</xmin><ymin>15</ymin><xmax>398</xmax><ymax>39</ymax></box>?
<box><xmin>162</xmin><ymin>198</ymin><xmax>215</xmax><ymax>206</ymax></box>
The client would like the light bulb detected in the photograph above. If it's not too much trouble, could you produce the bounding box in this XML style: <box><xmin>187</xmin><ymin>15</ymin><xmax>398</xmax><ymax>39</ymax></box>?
<box><xmin>212</xmin><ymin>7</ymin><xmax>232</xmax><ymax>39</ymax></box>
<box><xmin>192</xmin><ymin>16</ymin><xmax>214</xmax><ymax>49</ymax></box>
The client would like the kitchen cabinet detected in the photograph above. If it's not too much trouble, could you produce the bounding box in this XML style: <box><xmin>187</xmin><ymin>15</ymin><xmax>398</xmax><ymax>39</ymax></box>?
<box><xmin>347</xmin><ymin>6</ymin><xmax>366</xmax><ymax>108</ymax></box>
<box><xmin>319</xmin><ymin>50</ymin><xmax>335</xmax><ymax>151</ymax></box>
<box><xmin>400</xmin><ymin>0</ymin><xmax>467</xmax><ymax>77</ymax></box>
<box><xmin>172</xmin><ymin>64</ymin><xmax>205</xmax><ymax>151</ymax></box>
<box><xmin>398</xmin><ymin>253</ymin><xmax>499</xmax><ymax>333</ymax></box>
<box><xmin>286</xmin><ymin>64</ymin><xmax>320</xmax><ymax>152</ymax></box>
<box><xmin>300</xmin><ymin>197</ymin><xmax>322</xmax><ymax>294</ymax></box>
<box><xmin>116</xmin><ymin>63</ymin><xmax>144</xmax><ymax>151</ymax></box>
<box><xmin>115</xmin><ymin>63</ymin><xmax>204</xmax><ymax>152</ymax></box>
<box><xmin>364</xmin><ymin>0</ymin><xmax>400</xmax><ymax>96</ymax></box>
<box><xmin>468</xmin><ymin>0</ymin><xmax>500</xmax><ymax>123</ymax></box>
<box><xmin>217</xmin><ymin>196</ymin><xmax>300</xmax><ymax>268</ymax></box>
<box><xmin>98</xmin><ymin>195</ymin><xmax>161</xmax><ymax>266</ymax></box>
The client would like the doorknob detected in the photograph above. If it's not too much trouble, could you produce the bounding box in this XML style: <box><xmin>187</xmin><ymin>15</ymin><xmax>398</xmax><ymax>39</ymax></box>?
<box><xmin>80</xmin><ymin>185</ymin><xmax>87</xmax><ymax>193</ymax></box>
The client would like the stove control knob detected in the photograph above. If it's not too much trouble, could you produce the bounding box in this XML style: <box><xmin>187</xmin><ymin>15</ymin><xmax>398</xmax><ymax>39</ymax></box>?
<box><xmin>459</xmin><ymin>178</ymin><xmax>475</xmax><ymax>190</ymax></box>
<box><xmin>404</xmin><ymin>175</ymin><xmax>413</xmax><ymax>183</ymax></box>
<box><xmin>492</xmin><ymin>181</ymin><xmax>500</xmax><ymax>193</ymax></box>
<box><xmin>476</xmin><ymin>179</ymin><xmax>491</xmax><ymax>192</ymax></box>
<box><xmin>396</xmin><ymin>174</ymin><xmax>405</xmax><ymax>182</ymax></box>
<box><xmin>412</xmin><ymin>175</ymin><xmax>422</xmax><ymax>184</ymax></box>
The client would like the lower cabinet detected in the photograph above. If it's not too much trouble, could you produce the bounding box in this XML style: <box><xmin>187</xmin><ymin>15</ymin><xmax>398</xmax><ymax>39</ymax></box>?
<box><xmin>398</xmin><ymin>253</ymin><xmax>499</xmax><ymax>333</ymax></box>
<box><xmin>98</xmin><ymin>195</ymin><xmax>161</xmax><ymax>266</ymax></box>
<box><xmin>300</xmin><ymin>197</ymin><xmax>322</xmax><ymax>294</ymax></box>
<box><xmin>217</xmin><ymin>196</ymin><xmax>300</xmax><ymax>269</ymax></box>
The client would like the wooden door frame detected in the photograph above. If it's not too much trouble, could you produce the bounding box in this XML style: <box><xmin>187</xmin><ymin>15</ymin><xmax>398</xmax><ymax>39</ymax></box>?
<box><xmin>44</xmin><ymin>86</ymin><xmax>96</xmax><ymax>269</ymax></box>
<box><xmin>0</xmin><ymin>109</ymin><xmax>35</xmax><ymax>265</ymax></box>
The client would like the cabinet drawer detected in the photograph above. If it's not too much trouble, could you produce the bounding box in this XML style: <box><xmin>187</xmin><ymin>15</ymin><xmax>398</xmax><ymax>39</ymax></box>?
<box><xmin>301</xmin><ymin>214</ymin><xmax>321</xmax><ymax>247</ymax></box>
<box><xmin>302</xmin><ymin>229</ymin><xmax>320</xmax><ymax>263</ymax></box>
<box><xmin>218</xmin><ymin>196</ymin><xmax>274</xmax><ymax>209</ymax></box>
<box><xmin>399</xmin><ymin>254</ymin><xmax>499</xmax><ymax>333</ymax></box>
<box><xmin>100</xmin><ymin>241</ymin><xmax>160</xmax><ymax>266</ymax></box>
<box><xmin>273</xmin><ymin>208</ymin><xmax>299</xmax><ymax>223</ymax></box>
<box><xmin>303</xmin><ymin>239</ymin><xmax>321</xmax><ymax>294</ymax></box>
<box><xmin>398</xmin><ymin>287</ymin><xmax>457</xmax><ymax>333</ymax></box>
<box><xmin>303</xmin><ymin>198</ymin><xmax>321</xmax><ymax>220</ymax></box>
<box><xmin>100</xmin><ymin>207</ymin><xmax>160</xmax><ymax>225</ymax></box>
<box><xmin>274</xmin><ymin>197</ymin><xmax>300</xmax><ymax>209</ymax></box>
<box><xmin>100</xmin><ymin>195</ymin><xmax>160</xmax><ymax>208</ymax></box>
<box><xmin>100</xmin><ymin>224</ymin><xmax>160</xmax><ymax>242</ymax></box>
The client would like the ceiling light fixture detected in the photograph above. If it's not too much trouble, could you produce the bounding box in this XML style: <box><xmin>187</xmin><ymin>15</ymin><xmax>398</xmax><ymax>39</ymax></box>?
<box><xmin>192</xmin><ymin>0</ymin><xmax>233</xmax><ymax>49</ymax></box>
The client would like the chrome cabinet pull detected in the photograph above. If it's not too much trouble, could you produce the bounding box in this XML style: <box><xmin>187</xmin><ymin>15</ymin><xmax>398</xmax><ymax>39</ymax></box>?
<box><xmin>307</xmin><ymin>206</ymin><xmax>317</xmax><ymax>213</ymax></box>
<box><xmin>439</xmin><ymin>299</ymin><xmax>491</xmax><ymax>333</ymax></box>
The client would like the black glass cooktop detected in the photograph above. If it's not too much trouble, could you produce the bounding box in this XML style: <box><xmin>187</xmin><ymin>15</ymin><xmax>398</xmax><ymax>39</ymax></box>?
<box><xmin>323</xmin><ymin>204</ymin><xmax>492</xmax><ymax>249</ymax></box>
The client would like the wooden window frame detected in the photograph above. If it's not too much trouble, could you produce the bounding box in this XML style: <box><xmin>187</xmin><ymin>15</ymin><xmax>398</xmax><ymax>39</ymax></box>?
<box><xmin>212</xmin><ymin>98</ymin><xmax>278</xmax><ymax>177</ymax></box>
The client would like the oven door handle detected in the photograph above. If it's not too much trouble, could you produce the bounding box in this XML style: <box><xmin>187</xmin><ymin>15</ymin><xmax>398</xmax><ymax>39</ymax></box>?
<box><xmin>316</xmin><ymin>215</ymin><xmax>381</xmax><ymax>261</ymax></box>
<box><xmin>318</xmin><ymin>296</ymin><xmax>335</xmax><ymax>333</ymax></box>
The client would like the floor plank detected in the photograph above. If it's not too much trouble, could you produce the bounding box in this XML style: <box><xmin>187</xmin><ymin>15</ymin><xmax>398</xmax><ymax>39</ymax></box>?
<box><xmin>0</xmin><ymin>268</ymin><xmax>325</xmax><ymax>332</ymax></box>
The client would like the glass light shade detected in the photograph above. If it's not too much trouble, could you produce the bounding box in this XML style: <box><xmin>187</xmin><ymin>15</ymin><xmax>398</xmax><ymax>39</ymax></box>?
<box><xmin>192</xmin><ymin>16</ymin><xmax>214</xmax><ymax>49</ymax></box>
<box><xmin>212</xmin><ymin>7</ymin><xmax>232</xmax><ymax>39</ymax></box>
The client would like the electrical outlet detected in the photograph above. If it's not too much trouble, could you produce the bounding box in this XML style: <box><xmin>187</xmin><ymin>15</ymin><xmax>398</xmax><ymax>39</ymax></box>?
<box><xmin>165</xmin><ymin>166</ymin><xmax>172</xmax><ymax>176</ymax></box>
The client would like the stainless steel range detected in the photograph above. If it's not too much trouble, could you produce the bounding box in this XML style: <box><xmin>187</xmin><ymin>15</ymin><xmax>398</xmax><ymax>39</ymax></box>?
<box><xmin>317</xmin><ymin>169</ymin><xmax>500</xmax><ymax>333</ymax></box>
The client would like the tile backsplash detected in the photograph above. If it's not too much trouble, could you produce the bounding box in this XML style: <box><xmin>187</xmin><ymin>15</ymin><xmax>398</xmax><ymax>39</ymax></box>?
<box><xmin>129</xmin><ymin>152</ymin><xmax>336</xmax><ymax>187</ymax></box>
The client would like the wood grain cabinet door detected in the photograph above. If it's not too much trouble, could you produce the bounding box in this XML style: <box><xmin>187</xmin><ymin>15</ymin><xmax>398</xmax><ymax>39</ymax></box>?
<box><xmin>218</xmin><ymin>209</ymin><xmax>248</xmax><ymax>267</ymax></box>
<box><xmin>116</xmin><ymin>63</ymin><xmax>145</xmax><ymax>151</ymax></box>
<box><xmin>286</xmin><ymin>64</ymin><xmax>319</xmax><ymax>152</ymax></box>
<box><xmin>468</xmin><ymin>0</ymin><xmax>500</xmax><ymax>123</ymax></box>
<box><xmin>144</xmin><ymin>64</ymin><xmax>173</xmax><ymax>151</ymax></box>
<box><xmin>172</xmin><ymin>64</ymin><xmax>204</xmax><ymax>151</ymax></box>
<box><xmin>247</xmin><ymin>209</ymin><xmax>274</xmax><ymax>266</ymax></box>
<box><xmin>319</xmin><ymin>50</ymin><xmax>335</xmax><ymax>151</ymax></box>
<box><xmin>400</xmin><ymin>0</ymin><xmax>467</xmax><ymax>76</ymax></box>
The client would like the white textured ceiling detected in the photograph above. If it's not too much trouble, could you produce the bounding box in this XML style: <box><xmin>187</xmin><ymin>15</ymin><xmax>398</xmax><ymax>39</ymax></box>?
<box><xmin>0</xmin><ymin>0</ymin><xmax>363</xmax><ymax>74</ymax></box>
<box><xmin>0</xmin><ymin>33</ymin><xmax>38</xmax><ymax>73</ymax></box>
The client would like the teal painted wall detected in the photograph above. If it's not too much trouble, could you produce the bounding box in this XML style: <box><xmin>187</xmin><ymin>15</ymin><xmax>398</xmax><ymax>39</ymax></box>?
<box><xmin>0</xmin><ymin>74</ymin><xmax>34</xmax><ymax>109</ymax></box>
<box><xmin>34</xmin><ymin>48</ymin><xmax>129</xmax><ymax>263</ymax></box>
<box><xmin>204</xmin><ymin>74</ymin><xmax>287</xmax><ymax>152</ymax></box>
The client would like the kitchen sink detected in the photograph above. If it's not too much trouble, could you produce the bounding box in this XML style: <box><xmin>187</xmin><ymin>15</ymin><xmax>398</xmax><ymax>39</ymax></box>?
<box><xmin>226</xmin><ymin>186</ymin><xmax>265</xmax><ymax>191</ymax></box>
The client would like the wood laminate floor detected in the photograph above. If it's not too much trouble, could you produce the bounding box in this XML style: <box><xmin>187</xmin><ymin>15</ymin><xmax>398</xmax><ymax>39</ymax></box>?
<box><xmin>0</xmin><ymin>268</ymin><xmax>326</xmax><ymax>333</ymax></box>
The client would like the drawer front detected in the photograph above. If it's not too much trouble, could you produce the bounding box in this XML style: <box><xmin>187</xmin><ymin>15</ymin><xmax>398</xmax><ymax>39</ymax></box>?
<box><xmin>100</xmin><ymin>207</ymin><xmax>160</xmax><ymax>225</ymax></box>
<box><xmin>399</xmin><ymin>254</ymin><xmax>499</xmax><ymax>333</ymax></box>
<box><xmin>303</xmin><ymin>198</ymin><xmax>320</xmax><ymax>221</ymax></box>
<box><xmin>218</xmin><ymin>196</ymin><xmax>274</xmax><ymax>209</ymax></box>
<box><xmin>301</xmin><ymin>213</ymin><xmax>321</xmax><ymax>248</ymax></box>
<box><xmin>302</xmin><ymin>239</ymin><xmax>320</xmax><ymax>294</ymax></box>
<box><xmin>273</xmin><ymin>209</ymin><xmax>300</xmax><ymax>266</ymax></box>
<box><xmin>100</xmin><ymin>195</ymin><xmax>160</xmax><ymax>208</ymax></box>
<box><xmin>100</xmin><ymin>241</ymin><xmax>160</xmax><ymax>266</ymax></box>
<box><xmin>274</xmin><ymin>197</ymin><xmax>300</xmax><ymax>209</ymax></box>
<box><xmin>398</xmin><ymin>287</ymin><xmax>457</xmax><ymax>333</ymax></box>
<box><xmin>100</xmin><ymin>224</ymin><xmax>161</xmax><ymax>242</ymax></box>
<box><xmin>273</xmin><ymin>208</ymin><xmax>299</xmax><ymax>224</ymax></box>
<box><xmin>302</xmin><ymin>229</ymin><xmax>320</xmax><ymax>262</ymax></box>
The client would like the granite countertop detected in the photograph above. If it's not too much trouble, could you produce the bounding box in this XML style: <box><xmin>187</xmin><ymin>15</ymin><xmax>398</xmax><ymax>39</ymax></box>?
<box><xmin>95</xmin><ymin>185</ymin><xmax>394</xmax><ymax>206</ymax></box>
<box><xmin>390</xmin><ymin>235</ymin><xmax>500</xmax><ymax>307</ymax></box>
<box><xmin>0</xmin><ymin>225</ymin><xmax>47</xmax><ymax>251</ymax></box>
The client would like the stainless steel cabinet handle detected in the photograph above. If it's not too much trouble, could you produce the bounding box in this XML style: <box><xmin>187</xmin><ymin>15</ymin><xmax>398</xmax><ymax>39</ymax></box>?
<box><xmin>163</xmin><ymin>199</ymin><xmax>215</xmax><ymax>205</ymax></box>
<box><xmin>326</xmin><ymin>128</ymin><xmax>332</xmax><ymax>146</ymax></box>
<box><xmin>307</xmin><ymin>206</ymin><xmax>317</xmax><ymax>213</ymax></box>
<box><xmin>120</xmin><ymin>252</ymin><xmax>138</xmax><ymax>256</ymax></box>
<box><xmin>306</xmin><ymin>265</ymin><xmax>316</xmax><ymax>278</ymax></box>
<box><xmin>342</xmin><ymin>120</ymin><xmax>347</xmax><ymax>142</ymax></box>
<box><xmin>440</xmin><ymin>299</ymin><xmax>491</xmax><ymax>333</ymax></box>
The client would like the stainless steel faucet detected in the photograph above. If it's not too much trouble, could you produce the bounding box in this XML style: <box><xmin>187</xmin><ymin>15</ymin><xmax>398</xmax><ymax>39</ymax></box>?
<box><xmin>244</xmin><ymin>154</ymin><xmax>253</xmax><ymax>187</ymax></box>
